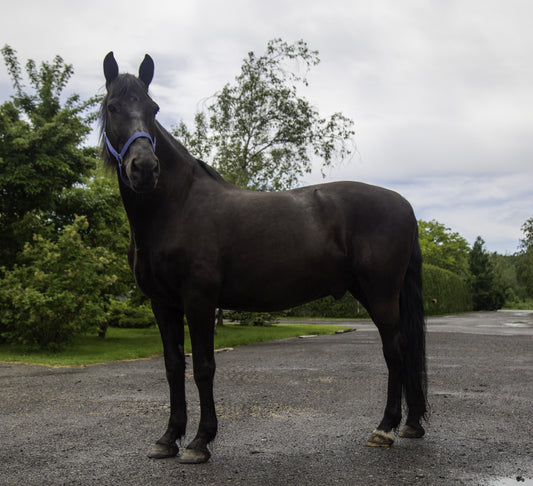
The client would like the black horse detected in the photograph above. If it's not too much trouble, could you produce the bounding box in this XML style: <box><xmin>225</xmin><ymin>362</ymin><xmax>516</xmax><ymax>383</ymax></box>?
<box><xmin>101</xmin><ymin>52</ymin><xmax>427</xmax><ymax>464</ymax></box>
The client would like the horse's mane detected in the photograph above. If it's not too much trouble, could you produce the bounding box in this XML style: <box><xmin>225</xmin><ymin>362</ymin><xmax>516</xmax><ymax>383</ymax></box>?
<box><xmin>99</xmin><ymin>74</ymin><xmax>226</xmax><ymax>184</ymax></box>
<box><xmin>155</xmin><ymin>121</ymin><xmax>226</xmax><ymax>183</ymax></box>
<box><xmin>196</xmin><ymin>158</ymin><xmax>226</xmax><ymax>182</ymax></box>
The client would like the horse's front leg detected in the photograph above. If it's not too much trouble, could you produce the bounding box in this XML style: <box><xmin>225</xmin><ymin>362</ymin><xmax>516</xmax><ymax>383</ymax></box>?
<box><xmin>148</xmin><ymin>301</ymin><xmax>187</xmax><ymax>459</ymax></box>
<box><xmin>179</xmin><ymin>299</ymin><xmax>217</xmax><ymax>464</ymax></box>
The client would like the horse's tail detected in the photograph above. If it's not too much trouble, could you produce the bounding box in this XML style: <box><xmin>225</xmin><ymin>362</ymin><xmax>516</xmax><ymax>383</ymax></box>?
<box><xmin>399</xmin><ymin>231</ymin><xmax>428</xmax><ymax>419</ymax></box>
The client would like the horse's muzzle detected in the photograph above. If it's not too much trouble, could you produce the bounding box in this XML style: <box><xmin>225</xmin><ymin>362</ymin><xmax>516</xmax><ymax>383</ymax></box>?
<box><xmin>127</xmin><ymin>155</ymin><xmax>160</xmax><ymax>193</ymax></box>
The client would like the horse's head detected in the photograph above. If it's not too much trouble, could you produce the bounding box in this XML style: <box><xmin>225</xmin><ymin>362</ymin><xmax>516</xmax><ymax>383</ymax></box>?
<box><xmin>102</xmin><ymin>52</ymin><xmax>160</xmax><ymax>193</ymax></box>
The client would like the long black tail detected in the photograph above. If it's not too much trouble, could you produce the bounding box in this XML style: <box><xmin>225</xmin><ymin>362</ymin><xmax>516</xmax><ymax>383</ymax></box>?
<box><xmin>399</xmin><ymin>233</ymin><xmax>428</xmax><ymax>419</ymax></box>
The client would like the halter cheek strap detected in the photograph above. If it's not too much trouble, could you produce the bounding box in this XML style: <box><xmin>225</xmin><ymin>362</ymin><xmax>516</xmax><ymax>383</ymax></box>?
<box><xmin>104</xmin><ymin>131</ymin><xmax>157</xmax><ymax>163</ymax></box>
<box><xmin>103</xmin><ymin>120</ymin><xmax>157</xmax><ymax>188</ymax></box>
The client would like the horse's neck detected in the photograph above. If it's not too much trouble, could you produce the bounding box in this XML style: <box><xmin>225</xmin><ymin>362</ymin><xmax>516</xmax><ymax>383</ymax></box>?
<box><xmin>156</xmin><ymin>123</ymin><xmax>196</xmax><ymax>185</ymax></box>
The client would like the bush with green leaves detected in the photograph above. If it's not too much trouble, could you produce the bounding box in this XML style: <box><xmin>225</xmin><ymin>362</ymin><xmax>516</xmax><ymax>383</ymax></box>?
<box><xmin>0</xmin><ymin>217</ymin><xmax>126</xmax><ymax>350</ymax></box>
<box><xmin>225</xmin><ymin>310</ymin><xmax>280</xmax><ymax>326</ymax></box>
<box><xmin>106</xmin><ymin>299</ymin><xmax>155</xmax><ymax>329</ymax></box>
<box><xmin>286</xmin><ymin>293</ymin><xmax>370</xmax><ymax>319</ymax></box>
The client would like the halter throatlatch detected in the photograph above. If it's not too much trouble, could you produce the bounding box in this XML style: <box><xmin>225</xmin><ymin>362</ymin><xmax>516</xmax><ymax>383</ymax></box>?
<box><xmin>104</xmin><ymin>122</ymin><xmax>157</xmax><ymax>188</ymax></box>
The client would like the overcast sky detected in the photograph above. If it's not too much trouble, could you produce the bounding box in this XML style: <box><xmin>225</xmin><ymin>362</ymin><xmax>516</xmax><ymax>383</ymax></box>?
<box><xmin>1</xmin><ymin>0</ymin><xmax>532</xmax><ymax>254</ymax></box>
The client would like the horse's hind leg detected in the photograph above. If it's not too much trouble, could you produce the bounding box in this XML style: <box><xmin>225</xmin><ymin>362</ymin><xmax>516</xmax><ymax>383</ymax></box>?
<box><xmin>148</xmin><ymin>301</ymin><xmax>186</xmax><ymax>459</ymax></box>
<box><xmin>399</xmin><ymin>364</ymin><xmax>426</xmax><ymax>439</ymax></box>
<box><xmin>365</xmin><ymin>299</ymin><xmax>404</xmax><ymax>448</ymax></box>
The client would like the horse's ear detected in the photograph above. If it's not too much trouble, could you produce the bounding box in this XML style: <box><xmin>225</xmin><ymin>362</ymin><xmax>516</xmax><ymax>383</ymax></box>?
<box><xmin>138</xmin><ymin>54</ymin><xmax>154</xmax><ymax>89</ymax></box>
<box><xmin>104</xmin><ymin>52</ymin><xmax>119</xmax><ymax>90</ymax></box>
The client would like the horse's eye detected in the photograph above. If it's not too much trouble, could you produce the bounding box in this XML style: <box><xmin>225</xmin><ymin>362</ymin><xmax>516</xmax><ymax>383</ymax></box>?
<box><xmin>108</xmin><ymin>104</ymin><xmax>117</xmax><ymax>114</ymax></box>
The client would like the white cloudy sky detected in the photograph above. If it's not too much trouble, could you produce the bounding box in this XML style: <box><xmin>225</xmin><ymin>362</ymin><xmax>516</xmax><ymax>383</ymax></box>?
<box><xmin>1</xmin><ymin>0</ymin><xmax>532</xmax><ymax>254</ymax></box>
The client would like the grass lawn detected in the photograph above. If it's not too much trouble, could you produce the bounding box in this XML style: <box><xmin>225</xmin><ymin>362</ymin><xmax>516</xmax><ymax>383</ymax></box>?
<box><xmin>0</xmin><ymin>323</ymin><xmax>350</xmax><ymax>367</ymax></box>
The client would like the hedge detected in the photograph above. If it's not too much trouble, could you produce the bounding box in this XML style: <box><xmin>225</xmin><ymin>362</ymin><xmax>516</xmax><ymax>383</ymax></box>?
<box><xmin>422</xmin><ymin>263</ymin><xmax>472</xmax><ymax>315</ymax></box>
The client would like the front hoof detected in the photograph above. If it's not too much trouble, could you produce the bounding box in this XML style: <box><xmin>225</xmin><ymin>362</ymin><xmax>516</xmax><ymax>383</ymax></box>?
<box><xmin>148</xmin><ymin>442</ymin><xmax>179</xmax><ymax>459</ymax></box>
<box><xmin>366</xmin><ymin>429</ymin><xmax>395</xmax><ymax>448</ymax></box>
<box><xmin>399</xmin><ymin>424</ymin><xmax>425</xmax><ymax>438</ymax></box>
<box><xmin>178</xmin><ymin>447</ymin><xmax>211</xmax><ymax>464</ymax></box>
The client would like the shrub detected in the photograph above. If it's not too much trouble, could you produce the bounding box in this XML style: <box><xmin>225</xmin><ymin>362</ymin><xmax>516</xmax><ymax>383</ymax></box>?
<box><xmin>225</xmin><ymin>310</ymin><xmax>280</xmax><ymax>326</ymax></box>
<box><xmin>0</xmin><ymin>217</ymin><xmax>125</xmax><ymax>350</ymax></box>
<box><xmin>286</xmin><ymin>293</ymin><xmax>369</xmax><ymax>319</ymax></box>
<box><xmin>107</xmin><ymin>299</ymin><xmax>155</xmax><ymax>328</ymax></box>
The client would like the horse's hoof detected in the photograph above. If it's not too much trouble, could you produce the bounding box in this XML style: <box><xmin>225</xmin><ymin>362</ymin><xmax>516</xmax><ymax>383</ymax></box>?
<box><xmin>366</xmin><ymin>429</ymin><xmax>394</xmax><ymax>448</ymax></box>
<box><xmin>178</xmin><ymin>447</ymin><xmax>211</xmax><ymax>464</ymax></box>
<box><xmin>148</xmin><ymin>442</ymin><xmax>179</xmax><ymax>459</ymax></box>
<box><xmin>399</xmin><ymin>424</ymin><xmax>425</xmax><ymax>438</ymax></box>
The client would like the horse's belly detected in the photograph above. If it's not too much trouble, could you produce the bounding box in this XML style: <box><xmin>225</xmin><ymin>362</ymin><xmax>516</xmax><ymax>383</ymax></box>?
<box><xmin>219</xmin><ymin>254</ymin><xmax>348</xmax><ymax>312</ymax></box>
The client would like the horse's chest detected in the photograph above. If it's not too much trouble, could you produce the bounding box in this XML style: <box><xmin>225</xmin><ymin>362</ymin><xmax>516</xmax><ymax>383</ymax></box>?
<box><xmin>132</xmin><ymin>247</ymin><xmax>185</xmax><ymax>302</ymax></box>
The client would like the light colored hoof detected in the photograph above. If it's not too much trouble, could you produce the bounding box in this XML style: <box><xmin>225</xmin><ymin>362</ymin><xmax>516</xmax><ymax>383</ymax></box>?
<box><xmin>178</xmin><ymin>447</ymin><xmax>211</xmax><ymax>464</ymax></box>
<box><xmin>366</xmin><ymin>429</ymin><xmax>395</xmax><ymax>448</ymax></box>
<box><xmin>148</xmin><ymin>442</ymin><xmax>179</xmax><ymax>459</ymax></box>
<box><xmin>399</xmin><ymin>424</ymin><xmax>425</xmax><ymax>438</ymax></box>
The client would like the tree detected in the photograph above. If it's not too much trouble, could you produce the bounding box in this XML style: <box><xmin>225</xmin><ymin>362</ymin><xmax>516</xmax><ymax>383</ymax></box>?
<box><xmin>469</xmin><ymin>236</ymin><xmax>505</xmax><ymax>311</ymax></box>
<box><xmin>490</xmin><ymin>252</ymin><xmax>522</xmax><ymax>303</ymax></box>
<box><xmin>174</xmin><ymin>38</ymin><xmax>355</xmax><ymax>191</ymax></box>
<box><xmin>0</xmin><ymin>45</ymin><xmax>99</xmax><ymax>266</ymax></box>
<box><xmin>519</xmin><ymin>217</ymin><xmax>533</xmax><ymax>250</ymax></box>
<box><xmin>56</xmin><ymin>165</ymin><xmax>136</xmax><ymax>302</ymax></box>
<box><xmin>516</xmin><ymin>216</ymin><xmax>533</xmax><ymax>298</ymax></box>
<box><xmin>418</xmin><ymin>220</ymin><xmax>470</xmax><ymax>276</ymax></box>
<box><xmin>56</xmin><ymin>164</ymin><xmax>130</xmax><ymax>256</ymax></box>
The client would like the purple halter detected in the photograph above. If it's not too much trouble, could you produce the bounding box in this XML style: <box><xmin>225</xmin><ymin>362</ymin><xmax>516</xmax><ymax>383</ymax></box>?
<box><xmin>104</xmin><ymin>121</ymin><xmax>156</xmax><ymax>188</ymax></box>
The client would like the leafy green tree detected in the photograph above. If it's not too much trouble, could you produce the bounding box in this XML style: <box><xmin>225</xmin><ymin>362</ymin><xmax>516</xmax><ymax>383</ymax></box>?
<box><xmin>490</xmin><ymin>252</ymin><xmax>522</xmax><ymax>303</ymax></box>
<box><xmin>418</xmin><ymin>220</ymin><xmax>470</xmax><ymax>276</ymax></box>
<box><xmin>0</xmin><ymin>45</ymin><xmax>99</xmax><ymax>266</ymax></box>
<box><xmin>174</xmin><ymin>38</ymin><xmax>355</xmax><ymax>191</ymax></box>
<box><xmin>56</xmin><ymin>165</ymin><xmax>136</xmax><ymax>304</ymax></box>
<box><xmin>0</xmin><ymin>217</ymin><xmax>126</xmax><ymax>350</ymax></box>
<box><xmin>519</xmin><ymin>217</ymin><xmax>533</xmax><ymax>250</ymax></box>
<box><xmin>57</xmin><ymin>165</ymin><xmax>130</xmax><ymax>255</ymax></box>
<box><xmin>516</xmin><ymin>217</ymin><xmax>533</xmax><ymax>298</ymax></box>
<box><xmin>469</xmin><ymin>236</ymin><xmax>505</xmax><ymax>310</ymax></box>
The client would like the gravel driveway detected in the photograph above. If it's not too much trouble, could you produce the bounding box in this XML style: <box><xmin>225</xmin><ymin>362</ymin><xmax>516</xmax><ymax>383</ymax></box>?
<box><xmin>1</xmin><ymin>311</ymin><xmax>532</xmax><ymax>485</ymax></box>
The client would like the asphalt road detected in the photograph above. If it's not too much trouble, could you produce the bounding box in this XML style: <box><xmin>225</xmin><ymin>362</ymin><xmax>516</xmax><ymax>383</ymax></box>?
<box><xmin>1</xmin><ymin>311</ymin><xmax>532</xmax><ymax>486</ymax></box>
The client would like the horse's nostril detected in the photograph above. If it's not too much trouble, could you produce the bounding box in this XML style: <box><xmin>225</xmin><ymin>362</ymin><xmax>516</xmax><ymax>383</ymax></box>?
<box><xmin>130</xmin><ymin>158</ymin><xmax>158</xmax><ymax>173</ymax></box>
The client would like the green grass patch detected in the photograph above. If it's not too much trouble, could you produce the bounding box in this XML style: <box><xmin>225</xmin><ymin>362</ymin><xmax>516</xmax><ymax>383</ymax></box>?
<box><xmin>0</xmin><ymin>323</ymin><xmax>349</xmax><ymax>367</ymax></box>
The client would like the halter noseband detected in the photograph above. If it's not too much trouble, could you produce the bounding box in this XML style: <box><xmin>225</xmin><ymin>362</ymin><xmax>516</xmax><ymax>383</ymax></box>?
<box><xmin>103</xmin><ymin>120</ymin><xmax>157</xmax><ymax>188</ymax></box>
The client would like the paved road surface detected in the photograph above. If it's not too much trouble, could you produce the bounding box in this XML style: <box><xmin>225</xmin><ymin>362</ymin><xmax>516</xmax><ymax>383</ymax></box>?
<box><xmin>1</xmin><ymin>311</ymin><xmax>532</xmax><ymax>485</ymax></box>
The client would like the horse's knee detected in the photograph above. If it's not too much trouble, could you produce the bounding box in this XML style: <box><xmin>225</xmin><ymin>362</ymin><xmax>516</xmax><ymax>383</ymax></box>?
<box><xmin>193</xmin><ymin>360</ymin><xmax>216</xmax><ymax>386</ymax></box>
